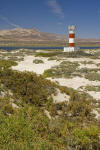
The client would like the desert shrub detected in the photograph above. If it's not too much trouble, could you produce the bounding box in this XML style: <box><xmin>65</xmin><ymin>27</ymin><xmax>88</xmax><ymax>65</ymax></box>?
<box><xmin>43</xmin><ymin>61</ymin><xmax>79</xmax><ymax>78</ymax></box>
<box><xmin>0</xmin><ymin>101</ymin><xmax>99</xmax><ymax>150</ymax></box>
<box><xmin>72</xmin><ymin>126</ymin><xmax>100</xmax><ymax>149</ymax></box>
<box><xmin>68</xmin><ymin>98</ymin><xmax>92</xmax><ymax>120</ymax></box>
<box><xmin>48</xmin><ymin>90</ymin><xmax>94</xmax><ymax>122</ymax></box>
<box><xmin>48</xmin><ymin>56</ymin><xmax>57</xmax><ymax>61</ymax></box>
<box><xmin>8</xmin><ymin>56</ymin><xmax>24</xmax><ymax>62</ymax></box>
<box><xmin>0</xmin><ymin>54</ymin><xmax>100</xmax><ymax>149</ymax></box>
<box><xmin>85</xmin><ymin>73</ymin><xmax>100</xmax><ymax>81</ymax></box>
<box><xmin>0</xmin><ymin>105</ymin><xmax>50</xmax><ymax>150</ymax></box>
<box><xmin>0</xmin><ymin>60</ymin><xmax>18</xmax><ymax>69</ymax></box>
<box><xmin>80</xmin><ymin>60</ymin><xmax>94</xmax><ymax>65</ymax></box>
<box><xmin>0</xmin><ymin>98</ymin><xmax>15</xmax><ymax>115</ymax></box>
<box><xmin>35</xmin><ymin>52</ymin><xmax>61</xmax><ymax>57</ymax></box>
<box><xmin>76</xmin><ymin>68</ymin><xmax>100</xmax><ymax>78</ymax></box>
<box><xmin>43</xmin><ymin>68</ymin><xmax>56</xmax><ymax>78</ymax></box>
<box><xmin>92</xmin><ymin>50</ymin><xmax>100</xmax><ymax>58</ymax></box>
<box><xmin>0</xmin><ymin>69</ymin><xmax>56</xmax><ymax>106</ymax></box>
<box><xmin>85</xmin><ymin>85</ymin><xmax>100</xmax><ymax>92</ymax></box>
<box><xmin>33</xmin><ymin>59</ymin><xmax>44</xmax><ymax>64</ymax></box>
<box><xmin>96</xmin><ymin>63</ymin><xmax>100</xmax><ymax>67</ymax></box>
<box><xmin>57</xmin><ymin>50</ymin><xmax>94</xmax><ymax>58</ymax></box>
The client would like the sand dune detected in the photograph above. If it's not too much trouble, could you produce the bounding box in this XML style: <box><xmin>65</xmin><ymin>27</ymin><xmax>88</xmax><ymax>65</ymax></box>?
<box><xmin>12</xmin><ymin>55</ymin><xmax>61</xmax><ymax>74</ymax></box>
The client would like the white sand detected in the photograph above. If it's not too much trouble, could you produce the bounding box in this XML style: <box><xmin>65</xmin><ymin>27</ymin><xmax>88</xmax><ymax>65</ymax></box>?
<box><xmin>48</xmin><ymin>77</ymin><xmax>100</xmax><ymax>90</ymax></box>
<box><xmin>36</xmin><ymin>50</ymin><xmax>51</xmax><ymax>53</ymax></box>
<box><xmin>11</xmin><ymin>103</ymin><xmax>19</xmax><ymax>109</ymax></box>
<box><xmin>44</xmin><ymin>110</ymin><xmax>51</xmax><ymax>119</ymax></box>
<box><xmin>12</xmin><ymin>55</ymin><xmax>61</xmax><ymax>74</ymax></box>
<box><xmin>65</xmin><ymin>58</ymin><xmax>100</xmax><ymax>64</ymax></box>
<box><xmin>12</xmin><ymin>54</ymin><xmax>100</xmax><ymax>101</ymax></box>
<box><xmin>92</xmin><ymin>110</ymin><xmax>100</xmax><ymax>119</ymax></box>
<box><xmin>87</xmin><ymin>91</ymin><xmax>100</xmax><ymax>100</ymax></box>
<box><xmin>52</xmin><ymin>89</ymin><xmax>70</xmax><ymax>103</ymax></box>
<box><xmin>65</xmin><ymin>58</ymin><xmax>92</xmax><ymax>62</ymax></box>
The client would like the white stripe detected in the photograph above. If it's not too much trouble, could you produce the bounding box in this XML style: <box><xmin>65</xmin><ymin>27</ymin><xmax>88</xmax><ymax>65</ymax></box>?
<box><xmin>69</xmin><ymin>30</ymin><xmax>74</xmax><ymax>34</ymax></box>
<box><xmin>69</xmin><ymin>38</ymin><xmax>74</xmax><ymax>43</ymax></box>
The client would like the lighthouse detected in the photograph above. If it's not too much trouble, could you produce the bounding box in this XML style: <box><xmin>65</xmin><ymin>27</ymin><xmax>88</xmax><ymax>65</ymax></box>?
<box><xmin>64</xmin><ymin>25</ymin><xmax>80</xmax><ymax>52</ymax></box>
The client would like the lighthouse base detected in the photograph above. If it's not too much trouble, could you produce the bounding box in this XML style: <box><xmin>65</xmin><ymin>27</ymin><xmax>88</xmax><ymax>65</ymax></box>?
<box><xmin>64</xmin><ymin>47</ymin><xmax>80</xmax><ymax>52</ymax></box>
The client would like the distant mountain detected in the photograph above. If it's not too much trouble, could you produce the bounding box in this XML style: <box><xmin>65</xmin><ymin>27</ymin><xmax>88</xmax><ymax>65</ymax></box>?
<box><xmin>0</xmin><ymin>28</ymin><xmax>100</xmax><ymax>45</ymax></box>
<box><xmin>0</xmin><ymin>28</ymin><xmax>66</xmax><ymax>42</ymax></box>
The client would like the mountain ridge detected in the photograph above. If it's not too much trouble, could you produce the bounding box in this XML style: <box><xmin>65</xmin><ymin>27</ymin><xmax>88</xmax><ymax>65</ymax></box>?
<box><xmin>0</xmin><ymin>28</ymin><xmax>100</xmax><ymax>45</ymax></box>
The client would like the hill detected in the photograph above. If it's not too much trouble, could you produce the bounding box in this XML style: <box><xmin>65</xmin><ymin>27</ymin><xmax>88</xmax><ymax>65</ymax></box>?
<box><xmin>0</xmin><ymin>28</ymin><xmax>66</xmax><ymax>42</ymax></box>
<box><xmin>0</xmin><ymin>28</ymin><xmax>100</xmax><ymax>46</ymax></box>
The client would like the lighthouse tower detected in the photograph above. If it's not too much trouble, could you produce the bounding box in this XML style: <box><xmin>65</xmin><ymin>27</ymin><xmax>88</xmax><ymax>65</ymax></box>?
<box><xmin>64</xmin><ymin>25</ymin><xmax>80</xmax><ymax>52</ymax></box>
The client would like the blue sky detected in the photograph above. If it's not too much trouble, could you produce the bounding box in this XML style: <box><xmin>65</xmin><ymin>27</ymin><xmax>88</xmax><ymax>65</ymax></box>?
<box><xmin>0</xmin><ymin>0</ymin><xmax>100</xmax><ymax>38</ymax></box>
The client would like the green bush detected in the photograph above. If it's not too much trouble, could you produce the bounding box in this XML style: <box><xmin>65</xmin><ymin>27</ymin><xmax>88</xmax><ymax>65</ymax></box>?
<box><xmin>85</xmin><ymin>73</ymin><xmax>100</xmax><ymax>81</ymax></box>
<box><xmin>85</xmin><ymin>85</ymin><xmax>100</xmax><ymax>92</ymax></box>
<box><xmin>35</xmin><ymin>52</ymin><xmax>61</xmax><ymax>57</ymax></box>
<box><xmin>72</xmin><ymin>126</ymin><xmax>100</xmax><ymax>149</ymax></box>
<box><xmin>0</xmin><ymin>60</ymin><xmax>18</xmax><ymax>69</ymax></box>
<box><xmin>0</xmin><ymin>56</ymin><xmax>100</xmax><ymax>149</ymax></box>
<box><xmin>33</xmin><ymin>59</ymin><xmax>44</xmax><ymax>64</ymax></box>
<box><xmin>43</xmin><ymin>61</ymin><xmax>79</xmax><ymax>78</ymax></box>
<box><xmin>0</xmin><ymin>98</ymin><xmax>15</xmax><ymax>115</ymax></box>
<box><xmin>0</xmin><ymin>69</ymin><xmax>56</xmax><ymax>106</ymax></box>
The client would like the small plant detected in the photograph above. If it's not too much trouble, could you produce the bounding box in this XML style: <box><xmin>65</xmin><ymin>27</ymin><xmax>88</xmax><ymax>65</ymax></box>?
<box><xmin>33</xmin><ymin>59</ymin><xmax>44</xmax><ymax>64</ymax></box>
<box><xmin>0</xmin><ymin>60</ymin><xmax>18</xmax><ymax>69</ymax></box>
<box><xmin>72</xmin><ymin>126</ymin><xmax>100</xmax><ymax>149</ymax></box>
<box><xmin>96</xmin><ymin>63</ymin><xmax>100</xmax><ymax>67</ymax></box>
<box><xmin>35</xmin><ymin>52</ymin><xmax>61</xmax><ymax>57</ymax></box>
<box><xmin>48</xmin><ymin>56</ymin><xmax>57</xmax><ymax>61</ymax></box>
<box><xmin>80</xmin><ymin>60</ymin><xmax>94</xmax><ymax>65</ymax></box>
<box><xmin>43</xmin><ymin>61</ymin><xmax>80</xmax><ymax>78</ymax></box>
<box><xmin>85</xmin><ymin>85</ymin><xmax>100</xmax><ymax>92</ymax></box>
<box><xmin>85</xmin><ymin>72</ymin><xmax>100</xmax><ymax>81</ymax></box>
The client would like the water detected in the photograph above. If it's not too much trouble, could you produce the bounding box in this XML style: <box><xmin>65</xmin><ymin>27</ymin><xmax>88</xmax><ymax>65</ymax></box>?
<box><xmin>0</xmin><ymin>46</ymin><xmax>100</xmax><ymax>51</ymax></box>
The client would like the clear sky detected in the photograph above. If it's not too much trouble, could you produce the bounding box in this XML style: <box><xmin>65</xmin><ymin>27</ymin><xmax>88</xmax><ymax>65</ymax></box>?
<box><xmin>0</xmin><ymin>0</ymin><xmax>100</xmax><ymax>38</ymax></box>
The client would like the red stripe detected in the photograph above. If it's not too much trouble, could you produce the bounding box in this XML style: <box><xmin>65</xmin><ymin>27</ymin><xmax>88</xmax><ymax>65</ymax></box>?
<box><xmin>69</xmin><ymin>43</ymin><xmax>75</xmax><ymax>47</ymax></box>
<box><xmin>69</xmin><ymin>34</ymin><xmax>75</xmax><ymax>38</ymax></box>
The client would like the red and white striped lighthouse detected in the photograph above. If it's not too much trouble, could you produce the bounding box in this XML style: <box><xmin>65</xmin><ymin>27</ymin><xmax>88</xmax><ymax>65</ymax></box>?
<box><xmin>64</xmin><ymin>25</ymin><xmax>80</xmax><ymax>52</ymax></box>
<box><xmin>68</xmin><ymin>25</ymin><xmax>75</xmax><ymax>48</ymax></box>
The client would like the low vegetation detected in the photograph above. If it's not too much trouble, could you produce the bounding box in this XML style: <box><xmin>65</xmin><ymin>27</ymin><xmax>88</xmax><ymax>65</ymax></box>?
<box><xmin>43</xmin><ymin>61</ymin><xmax>80</xmax><ymax>78</ymax></box>
<box><xmin>0</xmin><ymin>52</ymin><xmax>100</xmax><ymax>149</ymax></box>
<box><xmin>96</xmin><ymin>63</ymin><xmax>100</xmax><ymax>67</ymax></box>
<box><xmin>80</xmin><ymin>60</ymin><xmax>95</xmax><ymax>65</ymax></box>
<box><xmin>35</xmin><ymin>52</ymin><xmax>62</xmax><ymax>57</ymax></box>
<box><xmin>85</xmin><ymin>72</ymin><xmax>100</xmax><ymax>81</ymax></box>
<box><xmin>85</xmin><ymin>85</ymin><xmax>100</xmax><ymax>92</ymax></box>
<box><xmin>0</xmin><ymin>60</ymin><xmax>17</xmax><ymax>69</ymax></box>
<box><xmin>33</xmin><ymin>59</ymin><xmax>44</xmax><ymax>64</ymax></box>
<box><xmin>57</xmin><ymin>50</ymin><xmax>95</xmax><ymax>58</ymax></box>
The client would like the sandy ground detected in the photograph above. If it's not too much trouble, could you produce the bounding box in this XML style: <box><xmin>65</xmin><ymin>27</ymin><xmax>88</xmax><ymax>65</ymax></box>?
<box><xmin>1</xmin><ymin>50</ymin><xmax>100</xmax><ymax>118</ymax></box>
<box><xmin>12</xmin><ymin>55</ymin><xmax>61</xmax><ymax>74</ymax></box>
<box><xmin>44</xmin><ymin>110</ymin><xmax>51</xmax><ymax>120</ymax></box>
<box><xmin>12</xmin><ymin>54</ymin><xmax>100</xmax><ymax>101</ymax></box>
<box><xmin>52</xmin><ymin>89</ymin><xmax>70</xmax><ymax>103</ymax></box>
<box><xmin>48</xmin><ymin>77</ymin><xmax>100</xmax><ymax>100</ymax></box>
<box><xmin>48</xmin><ymin>77</ymin><xmax>100</xmax><ymax>90</ymax></box>
<box><xmin>65</xmin><ymin>58</ymin><xmax>100</xmax><ymax>64</ymax></box>
<box><xmin>92</xmin><ymin>110</ymin><xmax>100</xmax><ymax>119</ymax></box>
<box><xmin>87</xmin><ymin>91</ymin><xmax>100</xmax><ymax>100</ymax></box>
